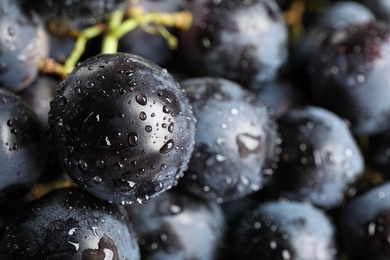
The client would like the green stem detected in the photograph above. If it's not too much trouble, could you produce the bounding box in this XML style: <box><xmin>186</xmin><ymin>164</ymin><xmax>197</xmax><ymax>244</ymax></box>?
<box><xmin>64</xmin><ymin>24</ymin><xmax>106</xmax><ymax>75</ymax></box>
<box><xmin>101</xmin><ymin>9</ymin><xmax>125</xmax><ymax>54</ymax></box>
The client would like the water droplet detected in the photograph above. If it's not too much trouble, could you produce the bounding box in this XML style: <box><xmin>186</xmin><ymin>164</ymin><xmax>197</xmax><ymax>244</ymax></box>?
<box><xmin>231</xmin><ymin>108</ymin><xmax>239</xmax><ymax>115</ymax></box>
<box><xmin>78</xmin><ymin>160</ymin><xmax>88</xmax><ymax>171</ymax></box>
<box><xmin>356</xmin><ymin>74</ymin><xmax>365</xmax><ymax>83</ymax></box>
<box><xmin>368</xmin><ymin>222</ymin><xmax>376</xmax><ymax>236</ymax></box>
<box><xmin>162</xmin><ymin>105</ymin><xmax>170</xmax><ymax>114</ymax></box>
<box><xmin>73</xmin><ymin>86</ymin><xmax>82</xmax><ymax>94</ymax></box>
<box><xmin>282</xmin><ymin>249</ymin><xmax>291</xmax><ymax>260</ymax></box>
<box><xmin>155</xmin><ymin>182</ymin><xmax>164</xmax><ymax>192</ymax></box>
<box><xmin>145</xmin><ymin>125</ymin><xmax>152</xmax><ymax>133</ymax></box>
<box><xmin>68</xmin><ymin>241</ymin><xmax>80</xmax><ymax>251</ymax></box>
<box><xmin>57</xmin><ymin>96</ymin><xmax>68</xmax><ymax>107</ymax></box>
<box><xmin>136</xmin><ymin>195</ymin><xmax>150</xmax><ymax>204</ymax></box>
<box><xmin>93</xmin><ymin>176</ymin><xmax>102</xmax><ymax>184</ymax></box>
<box><xmin>139</xmin><ymin>112</ymin><xmax>147</xmax><ymax>121</ymax></box>
<box><xmin>96</xmin><ymin>136</ymin><xmax>111</xmax><ymax>149</ymax></box>
<box><xmin>128</xmin><ymin>132</ymin><xmax>138</xmax><ymax>147</ymax></box>
<box><xmin>160</xmin><ymin>164</ymin><xmax>167</xmax><ymax>171</ymax></box>
<box><xmin>91</xmin><ymin>226</ymin><xmax>99</xmax><ymax>237</ymax></box>
<box><xmin>236</xmin><ymin>133</ymin><xmax>262</xmax><ymax>157</ymax></box>
<box><xmin>170</xmin><ymin>204</ymin><xmax>182</xmax><ymax>214</ymax></box>
<box><xmin>168</xmin><ymin>122</ymin><xmax>174</xmax><ymax>133</ymax></box>
<box><xmin>202</xmin><ymin>37</ymin><xmax>211</xmax><ymax>48</ymax></box>
<box><xmin>85</xmin><ymin>81</ymin><xmax>95</xmax><ymax>88</ymax></box>
<box><xmin>8</xmin><ymin>26</ymin><xmax>15</xmax><ymax>36</ymax></box>
<box><xmin>216</xmin><ymin>154</ymin><xmax>226</xmax><ymax>162</ymax></box>
<box><xmin>114</xmin><ymin>162</ymin><xmax>124</xmax><ymax>170</ymax></box>
<box><xmin>136</xmin><ymin>93</ymin><xmax>147</xmax><ymax>106</ymax></box>
<box><xmin>160</xmin><ymin>139</ymin><xmax>175</xmax><ymax>154</ymax></box>
<box><xmin>66</xmin><ymin>228</ymin><xmax>77</xmax><ymax>236</ymax></box>
<box><xmin>254</xmin><ymin>221</ymin><xmax>261</xmax><ymax>229</ymax></box>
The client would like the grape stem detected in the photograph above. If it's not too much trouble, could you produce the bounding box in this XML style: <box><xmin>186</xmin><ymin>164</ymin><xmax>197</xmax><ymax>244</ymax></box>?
<box><xmin>39</xmin><ymin>5</ymin><xmax>193</xmax><ymax>78</ymax></box>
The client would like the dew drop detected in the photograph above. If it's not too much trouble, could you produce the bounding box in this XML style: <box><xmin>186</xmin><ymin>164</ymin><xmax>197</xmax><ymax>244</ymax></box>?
<box><xmin>78</xmin><ymin>160</ymin><xmax>88</xmax><ymax>171</ymax></box>
<box><xmin>236</xmin><ymin>133</ymin><xmax>262</xmax><ymax>157</ymax></box>
<box><xmin>85</xmin><ymin>81</ymin><xmax>95</xmax><ymax>88</ymax></box>
<box><xmin>168</xmin><ymin>122</ymin><xmax>174</xmax><ymax>133</ymax></box>
<box><xmin>68</xmin><ymin>241</ymin><xmax>79</xmax><ymax>251</ymax></box>
<box><xmin>160</xmin><ymin>139</ymin><xmax>175</xmax><ymax>154</ymax></box>
<box><xmin>73</xmin><ymin>86</ymin><xmax>82</xmax><ymax>94</ymax></box>
<box><xmin>128</xmin><ymin>132</ymin><xmax>138</xmax><ymax>147</ymax></box>
<box><xmin>93</xmin><ymin>176</ymin><xmax>102</xmax><ymax>184</ymax></box>
<box><xmin>162</xmin><ymin>105</ymin><xmax>170</xmax><ymax>114</ymax></box>
<box><xmin>145</xmin><ymin>125</ymin><xmax>152</xmax><ymax>133</ymax></box>
<box><xmin>139</xmin><ymin>112</ymin><xmax>147</xmax><ymax>121</ymax></box>
<box><xmin>57</xmin><ymin>96</ymin><xmax>68</xmax><ymax>106</ymax></box>
<box><xmin>160</xmin><ymin>164</ymin><xmax>167</xmax><ymax>171</ymax></box>
<box><xmin>136</xmin><ymin>93</ymin><xmax>147</xmax><ymax>106</ymax></box>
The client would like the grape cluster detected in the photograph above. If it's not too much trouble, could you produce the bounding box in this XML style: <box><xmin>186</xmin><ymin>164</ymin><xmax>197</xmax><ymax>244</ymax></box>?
<box><xmin>2</xmin><ymin>0</ymin><xmax>390</xmax><ymax>259</ymax></box>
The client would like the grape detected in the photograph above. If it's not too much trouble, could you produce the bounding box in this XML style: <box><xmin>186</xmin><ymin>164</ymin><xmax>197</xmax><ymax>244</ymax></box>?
<box><xmin>0</xmin><ymin>88</ymin><xmax>48</xmax><ymax>202</ymax></box>
<box><xmin>339</xmin><ymin>182</ymin><xmax>390</xmax><ymax>260</ymax></box>
<box><xmin>18</xmin><ymin>74</ymin><xmax>59</xmax><ymax>128</ymax></box>
<box><xmin>179</xmin><ymin>77</ymin><xmax>278</xmax><ymax>203</ymax></box>
<box><xmin>125</xmin><ymin>188</ymin><xmax>226</xmax><ymax>259</ymax></box>
<box><xmin>179</xmin><ymin>0</ymin><xmax>288</xmax><ymax>90</ymax></box>
<box><xmin>48</xmin><ymin>53</ymin><xmax>196</xmax><ymax>204</ymax></box>
<box><xmin>0</xmin><ymin>0</ymin><xmax>49</xmax><ymax>92</ymax></box>
<box><xmin>0</xmin><ymin>187</ymin><xmax>140</xmax><ymax>259</ymax></box>
<box><xmin>265</xmin><ymin>106</ymin><xmax>364</xmax><ymax>210</ymax></box>
<box><xmin>4</xmin><ymin>1</ymin><xmax>390</xmax><ymax>259</ymax></box>
<box><xmin>309</xmin><ymin>21</ymin><xmax>390</xmax><ymax>136</ymax></box>
<box><xmin>232</xmin><ymin>200</ymin><xmax>338</xmax><ymax>259</ymax></box>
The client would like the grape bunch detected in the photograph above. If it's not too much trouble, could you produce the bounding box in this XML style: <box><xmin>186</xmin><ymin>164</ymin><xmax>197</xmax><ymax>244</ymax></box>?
<box><xmin>2</xmin><ymin>0</ymin><xmax>390</xmax><ymax>259</ymax></box>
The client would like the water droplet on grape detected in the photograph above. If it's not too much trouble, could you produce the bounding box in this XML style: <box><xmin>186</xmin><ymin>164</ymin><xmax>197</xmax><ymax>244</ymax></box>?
<box><xmin>160</xmin><ymin>139</ymin><xmax>175</xmax><ymax>154</ymax></box>
<box><xmin>139</xmin><ymin>111</ymin><xmax>147</xmax><ymax>121</ymax></box>
<box><xmin>236</xmin><ymin>133</ymin><xmax>262</xmax><ymax>157</ymax></box>
<box><xmin>145</xmin><ymin>125</ymin><xmax>152</xmax><ymax>133</ymax></box>
<box><xmin>168</xmin><ymin>122</ymin><xmax>174</xmax><ymax>133</ymax></box>
<box><xmin>128</xmin><ymin>132</ymin><xmax>138</xmax><ymax>147</ymax></box>
<box><xmin>136</xmin><ymin>93</ymin><xmax>147</xmax><ymax>106</ymax></box>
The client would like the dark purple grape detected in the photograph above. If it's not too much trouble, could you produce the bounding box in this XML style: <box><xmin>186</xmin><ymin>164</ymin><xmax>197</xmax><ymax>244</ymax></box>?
<box><xmin>18</xmin><ymin>74</ymin><xmax>59</xmax><ymax>128</ymax></box>
<box><xmin>0</xmin><ymin>88</ymin><xmax>48</xmax><ymax>202</ymax></box>
<box><xmin>339</xmin><ymin>182</ymin><xmax>390</xmax><ymax>260</ymax></box>
<box><xmin>179</xmin><ymin>77</ymin><xmax>279</xmax><ymax>203</ymax></box>
<box><xmin>0</xmin><ymin>187</ymin><xmax>140</xmax><ymax>259</ymax></box>
<box><xmin>308</xmin><ymin>21</ymin><xmax>390</xmax><ymax>136</ymax></box>
<box><xmin>29</xmin><ymin>0</ymin><xmax>128</xmax><ymax>22</ymax></box>
<box><xmin>289</xmin><ymin>2</ymin><xmax>374</xmax><ymax>95</ymax></box>
<box><xmin>179</xmin><ymin>0</ymin><xmax>288</xmax><ymax>90</ymax></box>
<box><xmin>0</xmin><ymin>0</ymin><xmax>49</xmax><ymax>92</ymax></box>
<box><xmin>265</xmin><ymin>106</ymin><xmax>364</xmax><ymax>210</ymax></box>
<box><xmin>232</xmin><ymin>200</ymin><xmax>338</xmax><ymax>259</ymax></box>
<box><xmin>125</xmin><ymin>188</ymin><xmax>226</xmax><ymax>259</ymax></box>
<box><xmin>48</xmin><ymin>53</ymin><xmax>196</xmax><ymax>204</ymax></box>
